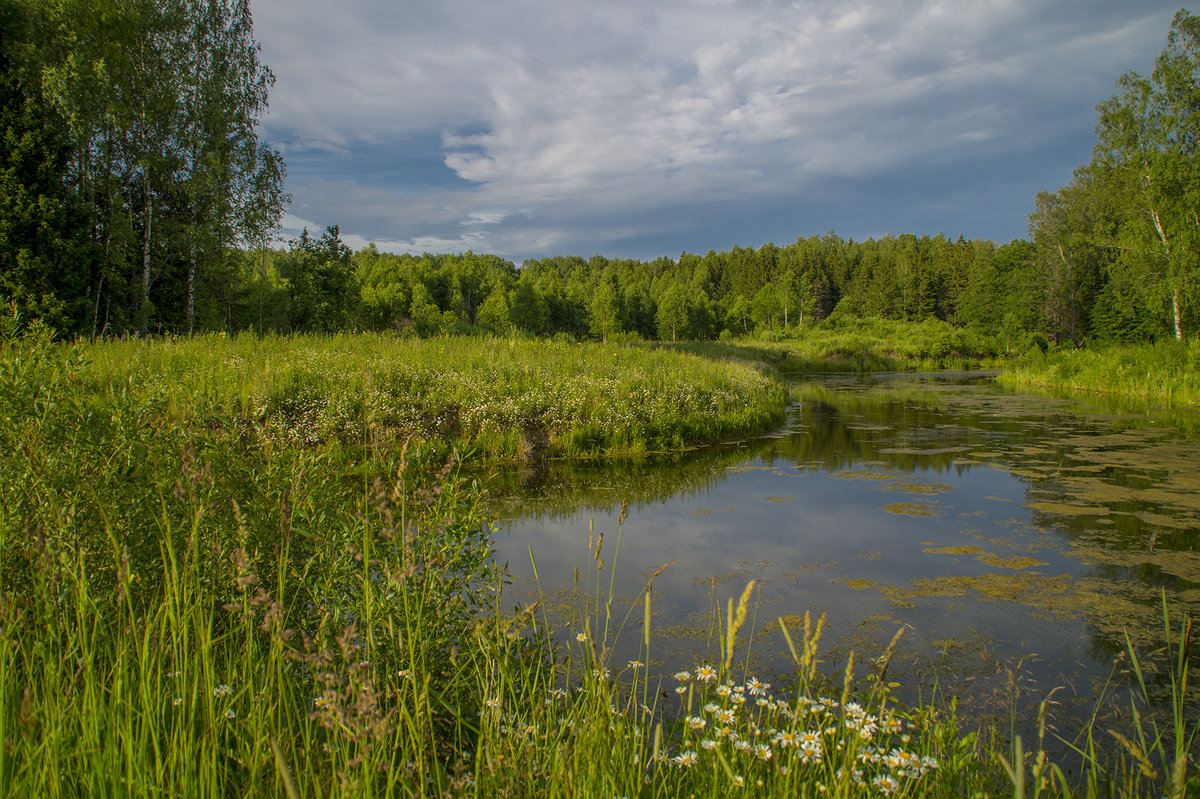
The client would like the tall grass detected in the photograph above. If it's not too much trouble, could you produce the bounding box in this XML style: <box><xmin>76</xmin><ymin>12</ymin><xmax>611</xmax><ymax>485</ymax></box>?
<box><xmin>0</xmin><ymin>329</ymin><xmax>507</xmax><ymax>795</ymax></box>
<box><xmin>672</xmin><ymin>317</ymin><xmax>1001</xmax><ymax>372</ymax></box>
<box><xmin>78</xmin><ymin>331</ymin><xmax>786</xmax><ymax>460</ymax></box>
<box><xmin>998</xmin><ymin>340</ymin><xmax>1200</xmax><ymax>408</ymax></box>
<box><xmin>1</xmin><ymin>330</ymin><xmax>1195</xmax><ymax>796</ymax></box>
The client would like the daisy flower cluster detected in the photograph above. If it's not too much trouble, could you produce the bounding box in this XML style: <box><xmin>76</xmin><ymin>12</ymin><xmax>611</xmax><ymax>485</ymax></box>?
<box><xmin>662</xmin><ymin>666</ymin><xmax>939</xmax><ymax>794</ymax></box>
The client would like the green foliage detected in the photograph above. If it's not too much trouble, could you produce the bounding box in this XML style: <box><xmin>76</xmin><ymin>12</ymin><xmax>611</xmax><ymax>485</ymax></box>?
<box><xmin>656</xmin><ymin>283</ymin><xmax>688</xmax><ymax>342</ymax></box>
<box><xmin>511</xmin><ymin>278</ymin><xmax>550</xmax><ymax>335</ymax></box>
<box><xmin>476</xmin><ymin>286</ymin><xmax>514</xmax><ymax>334</ymax></box>
<box><xmin>1091</xmin><ymin>9</ymin><xmax>1200</xmax><ymax>342</ymax></box>
<box><xmin>681</xmin><ymin>316</ymin><xmax>1001</xmax><ymax>372</ymax></box>
<box><xmin>1</xmin><ymin>0</ymin><xmax>1191</xmax><ymax>357</ymax></box>
<box><xmin>998</xmin><ymin>338</ymin><xmax>1200</xmax><ymax>407</ymax></box>
<box><xmin>0</xmin><ymin>0</ymin><xmax>84</xmax><ymax>332</ymax></box>
<box><xmin>0</xmin><ymin>0</ymin><xmax>284</xmax><ymax>337</ymax></box>
<box><xmin>283</xmin><ymin>226</ymin><xmax>357</xmax><ymax>333</ymax></box>
<box><xmin>1028</xmin><ymin>175</ymin><xmax>1109</xmax><ymax>344</ymax></box>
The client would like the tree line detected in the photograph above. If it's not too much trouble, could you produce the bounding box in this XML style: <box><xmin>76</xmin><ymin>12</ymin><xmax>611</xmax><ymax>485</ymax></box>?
<box><xmin>2</xmin><ymin>4</ymin><xmax>1197</xmax><ymax>345</ymax></box>
<box><xmin>0</xmin><ymin>0</ymin><xmax>285</xmax><ymax>338</ymax></box>
<box><xmin>243</xmin><ymin>230</ymin><xmax>1036</xmax><ymax>346</ymax></box>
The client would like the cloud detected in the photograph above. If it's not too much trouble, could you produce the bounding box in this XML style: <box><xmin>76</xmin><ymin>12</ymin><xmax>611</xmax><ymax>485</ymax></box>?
<box><xmin>253</xmin><ymin>0</ymin><xmax>1183</xmax><ymax>258</ymax></box>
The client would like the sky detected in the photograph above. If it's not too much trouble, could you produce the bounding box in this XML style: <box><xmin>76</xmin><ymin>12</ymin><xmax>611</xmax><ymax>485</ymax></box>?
<box><xmin>251</xmin><ymin>0</ymin><xmax>1187</xmax><ymax>262</ymax></box>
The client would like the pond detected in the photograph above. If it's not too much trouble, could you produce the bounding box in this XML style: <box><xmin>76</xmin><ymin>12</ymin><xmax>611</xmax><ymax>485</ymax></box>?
<box><xmin>485</xmin><ymin>371</ymin><xmax>1200</xmax><ymax>735</ymax></box>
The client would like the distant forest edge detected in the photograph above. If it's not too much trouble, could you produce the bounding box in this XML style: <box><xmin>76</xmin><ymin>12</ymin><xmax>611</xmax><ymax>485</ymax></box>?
<box><xmin>2</xmin><ymin>2</ymin><xmax>1199</xmax><ymax>347</ymax></box>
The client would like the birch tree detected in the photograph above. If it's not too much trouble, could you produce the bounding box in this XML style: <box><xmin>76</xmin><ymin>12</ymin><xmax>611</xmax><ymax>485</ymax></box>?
<box><xmin>1094</xmin><ymin>9</ymin><xmax>1200</xmax><ymax>340</ymax></box>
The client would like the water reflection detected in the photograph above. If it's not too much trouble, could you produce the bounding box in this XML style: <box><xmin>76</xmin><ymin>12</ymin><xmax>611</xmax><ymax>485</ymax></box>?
<box><xmin>487</xmin><ymin>372</ymin><xmax>1200</xmax><ymax>731</ymax></box>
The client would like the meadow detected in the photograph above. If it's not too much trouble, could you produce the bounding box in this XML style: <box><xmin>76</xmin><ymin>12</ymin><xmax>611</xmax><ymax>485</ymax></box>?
<box><xmin>78</xmin><ymin>331</ymin><xmax>786</xmax><ymax>459</ymax></box>
<box><xmin>997</xmin><ymin>339</ymin><xmax>1200</xmax><ymax>408</ymax></box>
<box><xmin>0</xmin><ymin>329</ymin><xmax>1194</xmax><ymax>796</ymax></box>
<box><xmin>694</xmin><ymin>316</ymin><xmax>1004</xmax><ymax>372</ymax></box>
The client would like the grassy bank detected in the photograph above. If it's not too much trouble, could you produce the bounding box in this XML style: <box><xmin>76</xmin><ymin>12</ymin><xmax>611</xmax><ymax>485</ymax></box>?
<box><xmin>666</xmin><ymin>317</ymin><xmax>1001</xmax><ymax>372</ymax></box>
<box><xmin>677</xmin><ymin>319</ymin><xmax>1200</xmax><ymax>413</ymax></box>
<box><xmin>79</xmin><ymin>331</ymin><xmax>786</xmax><ymax>460</ymax></box>
<box><xmin>1</xmin><ymin>331</ymin><xmax>1195</xmax><ymax>796</ymax></box>
<box><xmin>997</xmin><ymin>340</ymin><xmax>1200</xmax><ymax>408</ymax></box>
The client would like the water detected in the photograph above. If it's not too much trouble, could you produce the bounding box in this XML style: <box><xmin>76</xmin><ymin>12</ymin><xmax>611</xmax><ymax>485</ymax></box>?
<box><xmin>485</xmin><ymin>372</ymin><xmax>1200</xmax><ymax>732</ymax></box>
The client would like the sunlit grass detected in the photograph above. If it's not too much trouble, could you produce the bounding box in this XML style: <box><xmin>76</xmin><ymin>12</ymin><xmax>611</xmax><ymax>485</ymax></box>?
<box><xmin>997</xmin><ymin>339</ymin><xmax>1200</xmax><ymax>408</ymax></box>
<box><xmin>78</xmin><ymin>331</ymin><xmax>786</xmax><ymax>459</ymax></box>
<box><xmin>667</xmin><ymin>316</ymin><xmax>1002</xmax><ymax>372</ymax></box>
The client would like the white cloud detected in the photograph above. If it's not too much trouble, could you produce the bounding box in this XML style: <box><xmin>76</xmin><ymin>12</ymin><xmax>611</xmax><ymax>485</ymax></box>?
<box><xmin>252</xmin><ymin>0</ymin><xmax>1183</xmax><ymax>257</ymax></box>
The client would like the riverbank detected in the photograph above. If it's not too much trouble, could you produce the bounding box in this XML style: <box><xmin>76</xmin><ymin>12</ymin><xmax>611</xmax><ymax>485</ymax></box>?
<box><xmin>663</xmin><ymin>317</ymin><xmax>1000</xmax><ymax>372</ymax></box>
<box><xmin>77</xmin><ymin>331</ymin><xmax>786</xmax><ymax>461</ymax></box>
<box><xmin>996</xmin><ymin>339</ymin><xmax>1200</xmax><ymax>408</ymax></box>
<box><xmin>672</xmin><ymin>322</ymin><xmax>1200</xmax><ymax>413</ymax></box>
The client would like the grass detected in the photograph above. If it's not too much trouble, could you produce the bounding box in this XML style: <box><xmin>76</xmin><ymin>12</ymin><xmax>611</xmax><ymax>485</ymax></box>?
<box><xmin>666</xmin><ymin>317</ymin><xmax>1001</xmax><ymax>372</ymax></box>
<box><xmin>0</xmin><ymin>329</ymin><xmax>1196</xmax><ymax>796</ymax></box>
<box><xmin>690</xmin><ymin>317</ymin><xmax>1200</xmax><ymax>412</ymax></box>
<box><xmin>997</xmin><ymin>339</ymin><xmax>1200</xmax><ymax>408</ymax></box>
<box><xmin>78</xmin><ymin>331</ymin><xmax>786</xmax><ymax>460</ymax></box>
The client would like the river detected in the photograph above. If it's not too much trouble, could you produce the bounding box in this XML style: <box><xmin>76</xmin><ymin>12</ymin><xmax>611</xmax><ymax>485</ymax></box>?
<box><xmin>486</xmin><ymin>371</ymin><xmax>1200</xmax><ymax>737</ymax></box>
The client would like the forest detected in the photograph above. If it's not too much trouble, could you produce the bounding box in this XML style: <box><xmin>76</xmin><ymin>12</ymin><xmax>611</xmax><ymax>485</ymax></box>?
<box><xmin>2</xmin><ymin>2</ymin><xmax>1199</xmax><ymax>348</ymax></box>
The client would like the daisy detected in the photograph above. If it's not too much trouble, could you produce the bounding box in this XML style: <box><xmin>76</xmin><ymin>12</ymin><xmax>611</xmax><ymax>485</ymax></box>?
<box><xmin>745</xmin><ymin>677</ymin><xmax>770</xmax><ymax>696</ymax></box>
<box><xmin>671</xmin><ymin>750</ymin><xmax>699</xmax><ymax>768</ymax></box>
<box><xmin>773</xmin><ymin>730</ymin><xmax>799</xmax><ymax>748</ymax></box>
<box><xmin>872</xmin><ymin>775</ymin><xmax>901</xmax><ymax>795</ymax></box>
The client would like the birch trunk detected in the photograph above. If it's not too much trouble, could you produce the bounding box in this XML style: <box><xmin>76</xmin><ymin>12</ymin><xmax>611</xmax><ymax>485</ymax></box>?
<box><xmin>141</xmin><ymin>180</ymin><xmax>152</xmax><ymax>336</ymax></box>
<box><xmin>187</xmin><ymin>235</ymin><xmax>196</xmax><ymax>335</ymax></box>
<box><xmin>1149</xmin><ymin>208</ymin><xmax>1184</xmax><ymax>340</ymax></box>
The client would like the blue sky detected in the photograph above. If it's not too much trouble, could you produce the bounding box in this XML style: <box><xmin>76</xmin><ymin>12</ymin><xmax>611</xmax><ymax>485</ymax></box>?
<box><xmin>252</xmin><ymin>0</ymin><xmax>1186</xmax><ymax>261</ymax></box>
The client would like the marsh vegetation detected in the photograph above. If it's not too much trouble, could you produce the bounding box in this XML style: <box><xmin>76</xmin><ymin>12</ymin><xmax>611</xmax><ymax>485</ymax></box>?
<box><xmin>1</xmin><ymin>330</ymin><xmax>1196</xmax><ymax>796</ymax></box>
